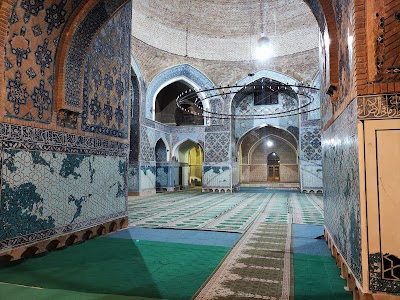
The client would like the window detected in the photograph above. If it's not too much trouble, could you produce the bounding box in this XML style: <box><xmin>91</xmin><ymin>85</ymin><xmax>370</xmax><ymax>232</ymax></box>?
<box><xmin>254</xmin><ymin>89</ymin><xmax>278</xmax><ymax>105</ymax></box>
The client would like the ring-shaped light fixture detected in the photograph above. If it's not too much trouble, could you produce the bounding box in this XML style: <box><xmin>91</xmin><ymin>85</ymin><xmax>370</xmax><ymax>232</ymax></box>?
<box><xmin>176</xmin><ymin>81</ymin><xmax>320</xmax><ymax>120</ymax></box>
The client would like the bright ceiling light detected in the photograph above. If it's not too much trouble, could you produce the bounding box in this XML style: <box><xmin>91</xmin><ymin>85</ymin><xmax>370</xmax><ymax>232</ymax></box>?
<box><xmin>267</xmin><ymin>140</ymin><xmax>273</xmax><ymax>147</ymax></box>
<box><xmin>256</xmin><ymin>34</ymin><xmax>273</xmax><ymax>60</ymax></box>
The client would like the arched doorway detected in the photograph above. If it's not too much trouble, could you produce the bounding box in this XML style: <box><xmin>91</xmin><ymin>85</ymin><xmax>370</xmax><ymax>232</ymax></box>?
<box><xmin>173</xmin><ymin>139</ymin><xmax>203</xmax><ymax>189</ymax></box>
<box><xmin>267</xmin><ymin>152</ymin><xmax>280</xmax><ymax>181</ymax></box>
<box><xmin>154</xmin><ymin>81</ymin><xmax>203</xmax><ymax>126</ymax></box>
<box><xmin>239</xmin><ymin>126</ymin><xmax>299</xmax><ymax>186</ymax></box>
<box><xmin>188</xmin><ymin>145</ymin><xmax>203</xmax><ymax>187</ymax></box>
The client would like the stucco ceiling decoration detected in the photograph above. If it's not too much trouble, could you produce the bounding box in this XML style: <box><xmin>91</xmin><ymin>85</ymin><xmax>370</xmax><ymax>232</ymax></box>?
<box><xmin>131</xmin><ymin>0</ymin><xmax>319</xmax><ymax>62</ymax></box>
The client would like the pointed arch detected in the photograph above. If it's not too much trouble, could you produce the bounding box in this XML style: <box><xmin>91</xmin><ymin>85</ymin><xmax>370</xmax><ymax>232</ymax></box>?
<box><xmin>172</xmin><ymin>138</ymin><xmax>203</xmax><ymax>162</ymax></box>
<box><xmin>230</xmin><ymin>69</ymin><xmax>301</xmax><ymax>107</ymax></box>
<box><xmin>155</xmin><ymin>137</ymin><xmax>170</xmax><ymax>162</ymax></box>
<box><xmin>237</xmin><ymin>124</ymin><xmax>298</xmax><ymax>151</ymax></box>
<box><xmin>248</xmin><ymin>134</ymin><xmax>298</xmax><ymax>163</ymax></box>
<box><xmin>146</xmin><ymin>64</ymin><xmax>220</xmax><ymax>122</ymax></box>
<box><xmin>54</xmin><ymin>0</ymin><xmax>130</xmax><ymax>110</ymax></box>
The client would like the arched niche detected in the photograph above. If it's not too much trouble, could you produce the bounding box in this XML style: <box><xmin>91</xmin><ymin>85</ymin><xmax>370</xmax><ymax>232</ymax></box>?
<box><xmin>267</xmin><ymin>152</ymin><xmax>281</xmax><ymax>165</ymax></box>
<box><xmin>239</xmin><ymin>125</ymin><xmax>299</xmax><ymax>184</ymax></box>
<box><xmin>267</xmin><ymin>152</ymin><xmax>281</xmax><ymax>181</ymax></box>
<box><xmin>231</xmin><ymin>77</ymin><xmax>298</xmax><ymax>111</ymax></box>
<box><xmin>55</xmin><ymin>0</ymin><xmax>130</xmax><ymax>110</ymax></box>
<box><xmin>230</xmin><ymin>70</ymin><xmax>302</xmax><ymax>141</ymax></box>
<box><xmin>248</xmin><ymin>135</ymin><xmax>297</xmax><ymax>165</ymax></box>
<box><xmin>172</xmin><ymin>138</ymin><xmax>203</xmax><ymax>188</ymax></box>
<box><xmin>155</xmin><ymin>138</ymin><xmax>169</xmax><ymax>162</ymax></box>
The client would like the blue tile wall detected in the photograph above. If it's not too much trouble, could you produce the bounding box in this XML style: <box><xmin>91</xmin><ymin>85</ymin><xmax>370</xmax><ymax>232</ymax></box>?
<box><xmin>65</xmin><ymin>0</ymin><xmax>128</xmax><ymax>107</ymax></box>
<box><xmin>140</xmin><ymin>126</ymin><xmax>155</xmax><ymax>162</ymax></box>
<box><xmin>127</xmin><ymin>163</ymin><xmax>139</xmax><ymax>193</ymax></box>
<box><xmin>155</xmin><ymin>164</ymin><xmax>180</xmax><ymax>189</ymax></box>
<box><xmin>0</xmin><ymin>148</ymin><xmax>126</xmax><ymax>250</ymax></box>
<box><xmin>203</xmin><ymin>165</ymin><xmax>231</xmax><ymax>189</ymax></box>
<box><xmin>301</xmin><ymin>128</ymin><xmax>322</xmax><ymax>161</ymax></box>
<box><xmin>156</xmin><ymin>166</ymin><xmax>168</xmax><ymax>188</ymax></box>
<box><xmin>322</xmin><ymin>99</ymin><xmax>362</xmax><ymax>282</ymax></box>
<box><xmin>139</xmin><ymin>163</ymin><xmax>156</xmax><ymax>192</ymax></box>
<box><xmin>81</xmin><ymin>3</ymin><xmax>131</xmax><ymax>138</ymax></box>
<box><xmin>204</xmin><ymin>132</ymin><xmax>230</xmax><ymax>163</ymax></box>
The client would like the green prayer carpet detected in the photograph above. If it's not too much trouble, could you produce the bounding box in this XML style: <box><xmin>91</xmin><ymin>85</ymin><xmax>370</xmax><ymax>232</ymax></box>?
<box><xmin>0</xmin><ymin>236</ymin><xmax>230</xmax><ymax>300</ymax></box>
<box><xmin>293</xmin><ymin>253</ymin><xmax>353</xmax><ymax>300</ymax></box>
<box><xmin>0</xmin><ymin>284</ymin><xmax>158</xmax><ymax>300</ymax></box>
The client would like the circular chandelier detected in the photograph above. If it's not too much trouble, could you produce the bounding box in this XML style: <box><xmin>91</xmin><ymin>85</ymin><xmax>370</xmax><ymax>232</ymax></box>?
<box><xmin>175</xmin><ymin>81</ymin><xmax>320</xmax><ymax>120</ymax></box>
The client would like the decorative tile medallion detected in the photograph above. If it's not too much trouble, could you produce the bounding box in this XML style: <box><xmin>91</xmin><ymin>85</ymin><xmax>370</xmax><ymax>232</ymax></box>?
<box><xmin>4</xmin><ymin>0</ymin><xmax>80</xmax><ymax>123</ymax></box>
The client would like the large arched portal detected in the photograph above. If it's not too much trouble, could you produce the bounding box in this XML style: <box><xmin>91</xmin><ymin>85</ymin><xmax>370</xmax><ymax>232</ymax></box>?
<box><xmin>239</xmin><ymin>125</ymin><xmax>298</xmax><ymax>186</ymax></box>
<box><xmin>155</xmin><ymin>81</ymin><xmax>204</xmax><ymax>126</ymax></box>
<box><xmin>173</xmin><ymin>139</ymin><xmax>203</xmax><ymax>189</ymax></box>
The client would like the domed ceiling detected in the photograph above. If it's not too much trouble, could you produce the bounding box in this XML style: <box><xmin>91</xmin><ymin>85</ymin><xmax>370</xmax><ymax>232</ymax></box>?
<box><xmin>131</xmin><ymin>0</ymin><xmax>319</xmax><ymax>62</ymax></box>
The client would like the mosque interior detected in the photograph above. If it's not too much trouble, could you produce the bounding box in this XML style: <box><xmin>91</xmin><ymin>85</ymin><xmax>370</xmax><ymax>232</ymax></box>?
<box><xmin>0</xmin><ymin>0</ymin><xmax>399</xmax><ymax>299</ymax></box>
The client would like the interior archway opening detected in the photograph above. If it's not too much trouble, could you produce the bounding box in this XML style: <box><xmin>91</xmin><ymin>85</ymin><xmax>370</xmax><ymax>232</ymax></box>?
<box><xmin>155</xmin><ymin>81</ymin><xmax>203</xmax><ymax>126</ymax></box>
<box><xmin>173</xmin><ymin>140</ymin><xmax>203</xmax><ymax>190</ymax></box>
<box><xmin>239</xmin><ymin>126</ymin><xmax>299</xmax><ymax>188</ymax></box>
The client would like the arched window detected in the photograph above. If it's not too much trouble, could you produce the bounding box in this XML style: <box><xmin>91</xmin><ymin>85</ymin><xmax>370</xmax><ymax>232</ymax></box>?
<box><xmin>267</xmin><ymin>152</ymin><xmax>280</xmax><ymax>165</ymax></box>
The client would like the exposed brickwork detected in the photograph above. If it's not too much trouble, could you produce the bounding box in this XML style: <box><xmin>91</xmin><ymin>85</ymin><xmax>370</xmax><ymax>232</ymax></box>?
<box><xmin>132</xmin><ymin>0</ymin><xmax>319</xmax><ymax>62</ymax></box>
<box><xmin>354</xmin><ymin>0</ymin><xmax>400</xmax><ymax>96</ymax></box>
<box><xmin>319</xmin><ymin>0</ymin><xmax>340</xmax><ymax>89</ymax></box>
<box><xmin>131</xmin><ymin>37</ymin><xmax>319</xmax><ymax>85</ymax></box>
<box><xmin>353</xmin><ymin>0</ymin><xmax>368</xmax><ymax>95</ymax></box>
<box><xmin>378</xmin><ymin>0</ymin><xmax>400</xmax><ymax>82</ymax></box>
